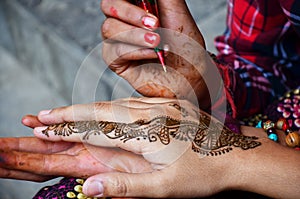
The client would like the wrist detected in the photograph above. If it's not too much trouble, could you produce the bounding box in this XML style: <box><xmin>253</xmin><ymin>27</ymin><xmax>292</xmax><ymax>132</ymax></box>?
<box><xmin>225</xmin><ymin>136</ymin><xmax>300</xmax><ymax>198</ymax></box>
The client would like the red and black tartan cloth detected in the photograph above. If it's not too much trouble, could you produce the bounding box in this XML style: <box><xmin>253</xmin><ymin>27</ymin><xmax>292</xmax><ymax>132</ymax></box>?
<box><xmin>214</xmin><ymin>0</ymin><xmax>300</xmax><ymax>119</ymax></box>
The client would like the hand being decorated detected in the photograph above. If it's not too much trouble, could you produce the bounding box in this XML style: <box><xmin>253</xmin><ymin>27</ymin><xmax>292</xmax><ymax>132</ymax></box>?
<box><xmin>28</xmin><ymin>97</ymin><xmax>261</xmax><ymax>198</ymax></box>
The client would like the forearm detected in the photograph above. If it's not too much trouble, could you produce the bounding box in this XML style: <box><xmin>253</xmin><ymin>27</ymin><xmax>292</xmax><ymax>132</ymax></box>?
<box><xmin>228</xmin><ymin>127</ymin><xmax>300</xmax><ymax>198</ymax></box>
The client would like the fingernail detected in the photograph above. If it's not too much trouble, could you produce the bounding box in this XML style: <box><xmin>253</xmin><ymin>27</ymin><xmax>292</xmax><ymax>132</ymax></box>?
<box><xmin>142</xmin><ymin>16</ymin><xmax>157</xmax><ymax>29</ymax></box>
<box><xmin>84</xmin><ymin>180</ymin><xmax>104</xmax><ymax>197</ymax></box>
<box><xmin>39</xmin><ymin>110</ymin><xmax>52</xmax><ymax>116</ymax></box>
<box><xmin>34</xmin><ymin>126</ymin><xmax>48</xmax><ymax>134</ymax></box>
<box><xmin>144</xmin><ymin>32</ymin><xmax>159</xmax><ymax>45</ymax></box>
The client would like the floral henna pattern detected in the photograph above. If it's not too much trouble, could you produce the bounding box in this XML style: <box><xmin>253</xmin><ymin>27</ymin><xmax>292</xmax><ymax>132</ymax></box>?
<box><xmin>42</xmin><ymin>111</ymin><xmax>261</xmax><ymax>156</ymax></box>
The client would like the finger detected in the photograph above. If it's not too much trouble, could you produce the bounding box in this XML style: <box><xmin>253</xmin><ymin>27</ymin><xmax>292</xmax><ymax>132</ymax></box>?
<box><xmin>83</xmin><ymin>171</ymin><xmax>166</xmax><ymax>198</ymax></box>
<box><xmin>0</xmin><ymin>150</ymin><xmax>111</xmax><ymax>178</ymax></box>
<box><xmin>0</xmin><ymin>167</ymin><xmax>54</xmax><ymax>182</ymax></box>
<box><xmin>102</xmin><ymin>18</ymin><xmax>160</xmax><ymax>48</ymax></box>
<box><xmin>37</xmin><ymin>102</ymin><xmax>112</xmax><ymax>125</ymax></box>
<box><xmin>103</xmin><ymin>41</ymin><xmax>157</xmax><ymax>68</ymax></box>
<box><xmin>101</xmin><ymin>0</ymin><xmax>158</xmax><ymax>30</ymax></box>
<box><xmin>0</xmin><ymin>137</ymin><xmax>74</xmax><ymax>154</ymax></box>
<box><xmin>33</xmin><ymin>115</ymin><xmax>192</xmax><ymax>163</ymax></box>
<box><xmin>34</xmin><ymin>99</ymin><xmax>195</xmax><ymax>157</ymax></box>
<box><xmin>37</xmin><ymin>99</ymin><xmax>165</xmax><ymax>126</ymax></box>
<box><xmin>22</xmin><ymin>114</ymin><xmax>45</xmax><ymax>128</ymax></box>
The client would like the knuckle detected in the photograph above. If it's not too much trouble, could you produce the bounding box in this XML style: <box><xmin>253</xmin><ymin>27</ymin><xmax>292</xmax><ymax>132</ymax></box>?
<box><xmin>115</xmin><ymin>45</ymin><xmax>123</xmax><ymax>58</ymax></box>
<box><xmin>41</xmin><ymin>155</ymin><xmax>51</xmax><ymax>174</ymax></box>
<box><xmin>59</xmin><ymin>106</ymin><xmax>72</xmax><ymax>121</ymax></box>
<box><xmin>100</xmin><ymin>0</ymin><xmax>109</xmax><ymax>13</ymax></box>
<box><xmin>156</xmin><ymin>177</ymin><xmax>173</xmax><ymax>198</ymax></box>
<box><xmin>94</xmin><ymin>102</ymin><xmax>112</xmax><ymax>119</ymax></box>
<box><xmin>114</xmin><ymin>44</ymin><xmax>127</xmax><ymax>59</ymax></box>
<box><xmin>1</xmin><ymin>169</ymin><xmax>12</xmax><ymax>178</ymax></box>
<box><xmin>101</xmin><ymin>18</ymin><xmax>112</xmax><ymax>39</ymax></box>
<box><xmin>50</xmin><ymin>106</ymin><xmax>67</xmax><ymax>115</ymax></box>
<box><xmin>102</xmin><ymin>41</ymin><xmax>112</xmax><ymax>64</ymax></box>
<box><xmin>109</xmin><ymin>176</ymin><xmax>128</xmax><ymax>197</ymax></box>
<box><xmin>93</xmin><ymin>102</ymin><xmax>105</xmax><ymax>115</ymax></box>
<box><xmin>179</xmin><ymin>99</ymin><xmax>196</xmax><ymax>108</ymax></box>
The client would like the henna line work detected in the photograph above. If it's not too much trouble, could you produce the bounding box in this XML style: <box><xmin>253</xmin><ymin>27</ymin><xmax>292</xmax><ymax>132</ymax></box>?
<box><xmin>42</xmin><ymin>115</ymin><xmax>261</xmax><ymax>156</ymax></box>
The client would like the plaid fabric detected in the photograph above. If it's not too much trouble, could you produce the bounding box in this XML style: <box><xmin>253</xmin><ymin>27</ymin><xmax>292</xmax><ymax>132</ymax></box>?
<box><xmin>214</xmin><ymin>0</ymin><xmax>300</xmax><ymax>118</ymax></box>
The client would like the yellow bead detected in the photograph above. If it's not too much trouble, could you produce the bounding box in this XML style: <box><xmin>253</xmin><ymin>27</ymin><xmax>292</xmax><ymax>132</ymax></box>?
<box><xmin>74</xmin><ymin>185</ymin><xmax>83</xmax><ymax>193</ymax></box>
<box><xmin>66</xmin><ymin>191</ymin><xmax>76</xmax><ymax>198</ymax></box>
<box><xmin>285</xmin><ymin>132</ymin><xmax>300</xmax><ymax>148</ymax></box>
<box><xmin>76</xmin><ymin>179</ymin><xmax>85</xmax><ymax>184</ymax></box>
<box><xmin>77</xmin><ymin>193</ymin><xmax>87</xmax><ymax>199</ymax></box>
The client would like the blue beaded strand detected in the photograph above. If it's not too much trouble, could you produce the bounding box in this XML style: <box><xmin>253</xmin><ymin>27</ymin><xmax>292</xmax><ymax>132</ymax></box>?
<box><xmin>268</xmin><ymin>133</ymin><xmax>278</xmax><ymax>142</ymax></box>
<box><xmin>257</xmin><ymin>120</ymin><xmax>278</xmax><ymax>142</ymax></box>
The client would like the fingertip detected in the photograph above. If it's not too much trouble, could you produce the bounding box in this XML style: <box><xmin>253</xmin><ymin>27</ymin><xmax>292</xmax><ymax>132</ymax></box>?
<box><xmin>83</xmin><ymin>172</ymin><xmax>159</xmax><ymax>198</ymax></box>
<box><xmin>142</xmin><ymin>14</ymin><xmax>159</xmax><ymax>30</ymax></box>
<box><xmin>21</xmin><ymin>115</ymin><xmax>30</xmax><ymax>126</ymax></box>
<box><xmin>21</xmin><ymin>115</ymin><xmax>44</xmax><ymax>128</ymax></box>
<box><xmin>83</xmin><ymin>178</ymin><xmax>104</xmax><ymax>198</ymax></box>
<box><xmin>144</xmin><ymin>32</ymin><xmax>161</xmax><ymax>48</ymax></box>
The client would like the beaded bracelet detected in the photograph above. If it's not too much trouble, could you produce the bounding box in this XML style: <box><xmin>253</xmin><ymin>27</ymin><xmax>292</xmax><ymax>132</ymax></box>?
<box><xmin>257</xmin><ymin>118</ymin><xmax>300</xmax><ymax>148</ymax></box>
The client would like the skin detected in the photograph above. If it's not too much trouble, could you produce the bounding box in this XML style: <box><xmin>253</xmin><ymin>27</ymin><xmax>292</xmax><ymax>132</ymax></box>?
<box><xmin>101</xmin><ymin>0</ymin><xmax>220</xmax><ymax>109</ymax></box>
<box><xmin>1</xmin><ymin>97</ymin><xmax>299</xmax><ymax>198</ymax></box>
<box><xmin>1</xmin><ymin>1</ymin><xmax>299</xmax><ymax>198</ymax></box>
<box><xmin>0</xmin><ymin>135</ymin><xmax>151</xmax><ymax>182</ymax></box>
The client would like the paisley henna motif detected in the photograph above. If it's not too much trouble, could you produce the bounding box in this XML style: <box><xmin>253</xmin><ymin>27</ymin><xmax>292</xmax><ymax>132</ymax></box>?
<box><xmin>42</xmin><ymin>111</ymin><xmax>261</xmax><ymax>156</ymax></box>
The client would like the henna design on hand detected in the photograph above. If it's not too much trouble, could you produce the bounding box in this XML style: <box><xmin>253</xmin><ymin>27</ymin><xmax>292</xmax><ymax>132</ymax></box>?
<box><xmin>42</xmin><ymin>112</ymin><xmax>261</xmax><ymax>156</ymax></box>
<box><xmin>169</xmin><ymin>103</ymin><xmax>189</xmax><ymax>117</ymax></box>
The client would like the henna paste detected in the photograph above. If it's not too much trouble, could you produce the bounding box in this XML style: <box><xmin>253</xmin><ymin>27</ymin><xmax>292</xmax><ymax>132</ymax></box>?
<box><xmin>169</xmin><ymin>103</ymin><xmax>189</xmax><ymax>117</ymax></box>
<box><xmin>42</xmin><ymin>113</ymin><xmax>261</xmax><ymax>156</ymax></box>
<box><xmin>110</xmin><ymin>6</ymin><xmax>118</xmax><ymax>18</ymax></box>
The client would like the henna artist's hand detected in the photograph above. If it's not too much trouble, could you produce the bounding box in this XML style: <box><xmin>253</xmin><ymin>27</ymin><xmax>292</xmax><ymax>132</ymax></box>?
<box><xmin>101</xmin><ymin>0</ymin><xmax>220</xmax><ymax>109</ymax></box>
<box><xmin>29</xmin><ymin>97</ymin><xmax>300</xmax><ymax>199</ymax></box>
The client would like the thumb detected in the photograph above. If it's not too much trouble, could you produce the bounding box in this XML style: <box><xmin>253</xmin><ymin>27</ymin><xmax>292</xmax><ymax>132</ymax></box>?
<box><xmin>82</xmin><ymin>171</ymin><xmax>167</xmax><ymax>198</ymax></box>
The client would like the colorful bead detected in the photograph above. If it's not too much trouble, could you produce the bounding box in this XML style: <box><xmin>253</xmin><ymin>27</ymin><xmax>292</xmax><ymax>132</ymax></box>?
<box><xmin>275</xmin><ymin>118</ymin><xmax>287</xmax><ymax>130</ymax></box>
<box><xmin>285</xmin><ymin>132</ymin><xmax>300</xmax><ymax>148</ymax></box>
<box><xmin>66</xmin><ymin>191</ymin><xmax>76</xmax><ymax>198</ymax></box>
<box><xmin>263</xmin><ymin>120</ymin><xmax>275</xmax><ymax>131</ymax></box>
<box><xmin>74</xmin><ymin>185</ymin><xmax>83</xmax><ymax>193</ymax></box>
<box><xmin>76</xmin><ymin>179</ymin><xmax>85</xmax><ymax>185</ymax></box>
<box><xmin>77</xmin><ymin>193</ymin><xmax>87</xmax><ymax>199</ymax></box>
<box><xmin>260</xmin><ymin>120</ymin><xmax>278</xmax><ymax>142</ymax></box>
<box><xmin>268</xmin><ymin>133</ymin><xmax>278</xmax><ymax>142</ymax></box>
<box><xmin>256</xmin><ymin>121</ymin><xmax>263</xmax><ymax>128</ymax></box>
